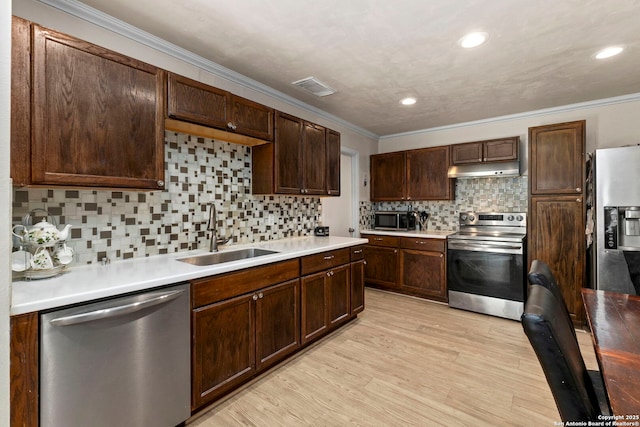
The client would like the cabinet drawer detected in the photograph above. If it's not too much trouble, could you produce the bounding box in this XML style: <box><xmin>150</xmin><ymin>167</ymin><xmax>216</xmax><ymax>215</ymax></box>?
<box><xmin>400</xmin><ymin>237</ymin><xmax>445</xmax><ymax>252</ymax></box>
<box><xmin>301</xmin><ymin>248</ymin><xmax>350</xmax><ymax>276</ymax></box>
<box><xmin>350</xmin><ymin>245</ymin><xmax>365</xmax><ymax>261</ymax></box>
<box><xmin>191</xmin><ymin>259</ymin><xmax>299</xmax><ymax>307</ymax></box>
<box><xmin>362</xmin><ymin>234</ymin><xmax>400</xmax><ymax>248</ymax></box>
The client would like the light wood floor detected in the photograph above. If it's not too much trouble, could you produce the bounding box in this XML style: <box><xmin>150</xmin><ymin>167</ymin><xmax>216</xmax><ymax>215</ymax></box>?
<box><xmin>188</xmin><ymin>288</ymin><xmax>598</xmax><ymax>426</ymax></box>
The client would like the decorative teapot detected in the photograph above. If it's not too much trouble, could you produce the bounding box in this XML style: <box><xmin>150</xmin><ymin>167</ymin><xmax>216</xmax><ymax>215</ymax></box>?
<box><xmin>12</xmin><ymin>210</ymin><xmax>72</xmax><ymax>247</ymax></box>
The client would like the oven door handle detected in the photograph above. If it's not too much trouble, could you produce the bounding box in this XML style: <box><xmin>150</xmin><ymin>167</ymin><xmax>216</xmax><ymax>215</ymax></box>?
<box><xmin>448</xmin><ymin>241</ymin><xmax>523</xmax><ymax>254</ymax></box>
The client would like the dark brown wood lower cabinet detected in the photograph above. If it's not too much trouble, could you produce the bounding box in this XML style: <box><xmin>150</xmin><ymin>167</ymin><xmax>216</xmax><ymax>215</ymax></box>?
<box><xmin>529</xmin><ymin>195</ymin><xmax>585</xmax><ymax>323</ymax></box>
<box><xmin>192</xmin><ymin>279</ymin><xmax>300</xmax><ymax>411</ymax></box>
<box><xmin>301</xmin><ymin>264</ymin><xmax>351</xmax><ymax>345</ymax></box>
<box><xmin>400</xmin><ymin>249</ymin><xmax>447</xmax><ymax>301</ymax></box>
<box><xmin>255</xmin><ymin>280</ymin><xmax>300</xmax><ymax>371</ymax></box>
<box><xmin>192</xmin><ymin>292</ymin><xmax>255</xmax><ymax>410</ymax></box>
<box><xmin>350</xmin><ymin>259</ymin><xmax>365</xmax><ymax>315</ymax></box>
<box><xmin>328</xmin><ymin>265</ymin><xmax>351</xmax><ymax>328</ymax></box>
<box><xmin>363</xmin><ymin>245</ymin><xmax>399</xmax><ymax>289</ymax></box>
<box><xmin>362</xmin><ymin>234</ymin><xmax>447</xmax><ymax>302</ymax></box>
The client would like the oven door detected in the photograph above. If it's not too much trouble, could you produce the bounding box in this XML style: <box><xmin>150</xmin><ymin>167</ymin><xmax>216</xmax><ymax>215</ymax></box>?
<box><xmin>447</xmin><ymin>239</ymin><xmax>525</xmax><ymax>302</ymax></box>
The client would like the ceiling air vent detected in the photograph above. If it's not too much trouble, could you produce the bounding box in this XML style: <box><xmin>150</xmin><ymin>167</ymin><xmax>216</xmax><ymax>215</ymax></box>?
<box><xmin>292</xmin><ymin>77</ymin><xmax>336</xmax><ymax>97</ymax></box>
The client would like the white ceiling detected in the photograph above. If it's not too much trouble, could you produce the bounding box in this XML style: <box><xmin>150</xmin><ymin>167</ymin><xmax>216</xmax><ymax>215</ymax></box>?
<box><xmin>74</xmin><ymin>0</ymin><xmax>640</xmax><ymax>136</ymax></box>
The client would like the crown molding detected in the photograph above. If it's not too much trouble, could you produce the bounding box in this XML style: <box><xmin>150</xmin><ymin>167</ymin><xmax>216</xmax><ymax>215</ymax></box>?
<box><xmin>380</xmin><ymin>92</ymin><xmax>640</xmax><ymax>140</ymax></box>
<box><xmin>35</xmin><ymin>0</ymin><xmax>379</xmax><ymax>140</ymax></box>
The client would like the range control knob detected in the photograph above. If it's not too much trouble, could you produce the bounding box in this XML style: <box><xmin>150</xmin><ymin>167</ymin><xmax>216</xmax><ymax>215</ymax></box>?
<box><xmin>468</xmin><ymin>215</ymin><xmax>475</xmax><ymax>222</ymax></box>
<box><xmin>516</xmin><ymin>215</ymin><xmax>524</xmax><ymax>222</ymax></box>
<box><xmin>507</xmin><ymin>215</ymin><xmax>514</xmax><ymax>221</ymax></box>
<box><xmin>460</xmin><ymin>214</ymin><xmax>468</xmax><ymax>221</ymax></box>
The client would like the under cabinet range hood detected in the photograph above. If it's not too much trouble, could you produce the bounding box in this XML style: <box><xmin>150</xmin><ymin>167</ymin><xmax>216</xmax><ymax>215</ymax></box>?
<box><xmin>447</xmin><ymin>161</ymin><xmax>520</xmax><ymax>178</ymax></box>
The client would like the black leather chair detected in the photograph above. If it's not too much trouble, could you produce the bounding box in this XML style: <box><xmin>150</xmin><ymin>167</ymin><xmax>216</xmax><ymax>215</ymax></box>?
<box><xmin>527</xmin><ymin>260</ymin><xmax>576</xmax><ymax>339</ymax></box>
<box><xmin>522</xmin><ymin>284</ymin><xmax>610</xmax><ymax>422</ymax></box>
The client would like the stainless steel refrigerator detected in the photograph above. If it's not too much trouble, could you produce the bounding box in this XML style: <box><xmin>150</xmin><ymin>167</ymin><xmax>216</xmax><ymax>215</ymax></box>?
<box><xmin>593</xmin><ymin>145</ymin><xmax>640</xmax><ymax>294</ymax></box>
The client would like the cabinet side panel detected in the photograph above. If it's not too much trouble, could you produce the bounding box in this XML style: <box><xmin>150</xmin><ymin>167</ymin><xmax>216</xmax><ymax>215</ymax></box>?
<box><xmin>10</xmin><ymin>16</ymin><xmax>31</xmax><ymax>186</ymax></box>
<box><xmin>10</xmin><ymin>313</ymin><xmax>39</xmax><ymax>427</ymax></box>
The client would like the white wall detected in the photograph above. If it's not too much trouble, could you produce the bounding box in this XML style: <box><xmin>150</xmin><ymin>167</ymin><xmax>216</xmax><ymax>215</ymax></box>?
<box><xmin>379</xmin><ymin>96</ymin><xmax>640</xmax><ymax>166</ymax></box>
<box><xmin>1</xmin><ymin>0</ymin><xmax>12</xmax><ymax>423</ymax></box>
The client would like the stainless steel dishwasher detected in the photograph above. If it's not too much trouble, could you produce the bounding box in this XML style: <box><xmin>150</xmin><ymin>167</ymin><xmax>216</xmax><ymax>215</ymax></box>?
<box><xmin>40</xmin><ymin>283</ymin><xmax>191</xmax><ymax>427</ymax></box>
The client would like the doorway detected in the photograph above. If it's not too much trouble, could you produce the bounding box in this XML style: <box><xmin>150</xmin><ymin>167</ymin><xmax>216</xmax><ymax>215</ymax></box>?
<box><xmin>321</xmin><ymin>148</ymin><xmax>359</xmax><ymax>237</ymax></box>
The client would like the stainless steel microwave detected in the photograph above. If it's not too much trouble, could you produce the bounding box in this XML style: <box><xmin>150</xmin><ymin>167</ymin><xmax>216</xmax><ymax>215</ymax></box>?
<box><xmin>373</xmin><ymin>211</ymin><xmax>416</xmax><ymax>231</ymax></box>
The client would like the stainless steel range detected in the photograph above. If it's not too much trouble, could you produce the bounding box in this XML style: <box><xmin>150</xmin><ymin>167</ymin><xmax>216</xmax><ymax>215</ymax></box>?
<box><xmin>447</xmin><ymin>212</ymin><xmax>527</xmax><ymax>321</ymax></box>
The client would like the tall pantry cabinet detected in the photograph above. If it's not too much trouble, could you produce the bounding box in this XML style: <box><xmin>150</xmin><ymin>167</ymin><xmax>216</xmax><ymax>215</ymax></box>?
<box><xmin>528</xmin><ymin>120</ymin><xmax>586</xmax><ymax>324</ymax></box>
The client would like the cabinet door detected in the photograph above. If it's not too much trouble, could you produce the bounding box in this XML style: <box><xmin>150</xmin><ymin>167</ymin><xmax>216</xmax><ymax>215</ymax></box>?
<box><xmin>370</xmin><ymin>152</ymin><xmax>406</xmax><ymax>201</ymax></box>
<box><xmin>301</xmin><ymin>271</ymin><xmax>328</xmax><ymax>344</ymax></box>
<box><xmin>167</xmin><ymin>73</ymin><xmax>229</xmax><ymax>129</ymax></box>
<box><xmin>529</xmin><ymin>195</ymin><xmax>585</xmax><ymax>322</ymax></box>
<box><xmin>350</xmin><ymin>259</ymin><xmax>365</xmax><ymax>316</ymax></box>
<box><xmin>10</xmin><ymin>16</ymin><xmax>31</xmax><ymax>187</ymax></box>
<box><xmin>484</xmin><ymin>138</ymin><xmax>518</xmax><ymax>162</ymax></box>
<box><xmin>327</xmin><ymin>264</ymin><xmax>351</xmax><ymax>328</ymax></box>
<box><xmin>274</xmin><ymin>112</ymin><xmax>303</xmax><ymax>193</ymax></box>
<box><xmin>400</xmin><ymin>249</ymin><xmax>447</xmax><ymax>301</ymax></box>
<box><xmin>32</xmin><ymin>25</ymin><xmax>165</xmax><ymax>189</ymax></box>
<box><xmin>529</xmin><ymin>121</ymin><xmax>585</xmax><ymax>195</ymax></box>
<box><xmin>302</xmin><ymin>122</ymin><xmax>327</xmax><ymax>195</ymax></box>
<box><xmin>229</xmin><ymin>95</ymin><xmax>274</xmax><ymax>141</ymax></box>
<box><xmin>255</xmin><ymin>279</ymin><xmax>300</xmax><ymax>371</ymax></box>
<box><xmin>363</xmin><ymin>245</ymin><xmax>399</xmax><ymax>289</ymax></box>
<box><xmin>406</xmin><ymin>146</ymin><xmax>454</xmax><ymax>200</ymax></box>
<box><xmin>326</xmin><ymin>129</ymin><xmax>341</xmax><ymax>196</ymax></box>
<box><xmin>192</xmin><ymin>293</ymin><xmax>255</xmax><ymax>410</ymax></box>
<box><xmin>452</xmin><ymin>142</ymin><xmax>483</xmax><ymax>165</ymax></box>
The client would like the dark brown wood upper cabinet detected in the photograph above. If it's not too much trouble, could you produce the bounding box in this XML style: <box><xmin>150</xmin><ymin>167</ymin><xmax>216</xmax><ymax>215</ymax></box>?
<box><xmin>252</xmin><ymin>111</ymin><xmax>340</xmax><ymax>196</ymax></box>
<box><xmin>167</xmin><ymin>73</ymin><xmax>230</xmax><ymax>129</ymax></box>
<box><xmin>10</xmin><ymin>16</ymin><xmax>31</xmax><ymax>187</ymax></box>
<box><xmin>229</xmin><ymin>95</ymin><xmax>274</xmax><ymax>141</ymax></box>
<box><xmin>30</xmin><ymin>24</ymin><xmax>165</xmax><ymax>189</ymax></box>
<box><xmin>273</xmin><ymin>111</ymin><xmax>304</xmax><ymax>194</ymax></box>
<box><xmin>370</xmin><ymin>151</ymin><xmax>406</xmax><ymax>201</ymax></box>
<box><xmin>370</xmin><ymin>146</ymin><xmax>454</xmax><ymax>201</ymax></box>
<box><xmin>529</xmin><ymin>121</ymin><xmax>585</xmax><ymax>195</ymax></box>
<box><xmin>451</xmin><ymin>137</ymin><xmax>519</xmax><ymax>165</ymax></box>
<box><xmin>406</xmin><ymin>146</ymin><xmax>454</xmax><ymax>200</ymax></box>
<box><xmin>302</xmin><ymin>121</ymin><xmax>326</xmax><ymax>195</ymax></box>
<box><xmin>167</xmin><ymin>73</ymin><xmax>274</xmax><ymax>141</ymax></box>
<box><xmin>326</xmin><ymin>129</ymin><xmax>341</xmax><ymax>196</ymax></box>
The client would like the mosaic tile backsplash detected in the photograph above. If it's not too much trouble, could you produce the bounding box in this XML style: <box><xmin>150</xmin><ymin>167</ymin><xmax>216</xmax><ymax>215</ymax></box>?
<box><xmin>12</xmin><ymin>132</ymin><xmax>322</xmax><ymax>265</ymax></box>
<box><xmin>360</xmin><ymin>176</ymin><xmax>528</xmax><ymax>231</ymax></box>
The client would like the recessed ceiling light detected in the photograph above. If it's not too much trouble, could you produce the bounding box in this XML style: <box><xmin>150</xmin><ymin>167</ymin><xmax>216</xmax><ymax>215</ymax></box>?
<box><xmin>400</xmin><ymin>97</ymin><xmax>417</xmax><ymax>106</ymax></box>
<box><xmin>459</xmin><ymin>32</ymin><xmax>488</xmax><ymax>49</ymax></box>
<box><xmin>595</xmin><ymin>46</ymin><xmax>624</xmax><ymax>59</ymax></box>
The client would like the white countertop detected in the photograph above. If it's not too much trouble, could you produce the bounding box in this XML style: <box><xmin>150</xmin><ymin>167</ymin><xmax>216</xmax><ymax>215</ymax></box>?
<box><xmin>11</xmin><ymin>236</ymin><xmax>367</xmax><ymax>315</ymax></box>
<box><xmin>360</xmin><ymin>229</ymin><xmax>454</xmax><ymax>239</ymax></box>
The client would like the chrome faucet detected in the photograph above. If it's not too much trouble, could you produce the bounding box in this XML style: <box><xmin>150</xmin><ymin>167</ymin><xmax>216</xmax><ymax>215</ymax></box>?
<box><xmin>207</xmin><ymin>203</ymin><xmax>231</xmax><ymax>252</ymax></box>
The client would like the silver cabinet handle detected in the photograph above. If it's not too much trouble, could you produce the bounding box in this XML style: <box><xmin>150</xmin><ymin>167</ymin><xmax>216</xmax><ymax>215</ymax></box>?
<box><xmin>352</xmin><ymin>249</ymin><xmax>363</xmax><ymax>254</ymax></box>
<box><xmin>415</xmin><ymin>241</ymin><xmax>427</xmax><ymax>244</ymax></box>
<box><xmin>373</xmin><ymin>238</ymin><xmax>383</xmax><ymax>241</ymax></box>
<box><xmin>157</xmin><ymin>180</ymin><xmax>165</xmax><ymax>187</ymax></box>
<box><xmin>576</xmin><ymin>187</ymin><xmax>582</xmax><ymax>192</ymax></box>
<box><xmin>258</xmin><ymin>292</ymin><xmax>264</xmax><ymax>299</ymax></box>
<box><xmin>323</xmin><ymin>255</ymin><xmax>335</xmax><ymax>260</ymax></box>
<box><xmin>227</xmin><ymin>122</ymin><xmax>237</xmax><ymax>131</ymax></box>
<box><xmin>253</xmin><ymin>294</ymin><xmax>259</xmax><ymax>301</ymax></box>
<box><xmin>49</xmin><ymin>289</ymin><xmax>184</xmax><ymax>326</ymax></box>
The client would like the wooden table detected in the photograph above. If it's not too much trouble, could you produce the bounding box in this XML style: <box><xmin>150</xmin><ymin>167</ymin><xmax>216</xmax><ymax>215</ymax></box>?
<box><xmin>581</xmin><ymin>288</ymin><xmax>640</xmax><ymax>416</ymax></box>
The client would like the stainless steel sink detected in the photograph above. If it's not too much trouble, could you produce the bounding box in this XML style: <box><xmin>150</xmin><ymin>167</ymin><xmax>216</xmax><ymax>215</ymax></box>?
<box><xmin>177</xmin><ymin>248</ymin><xmax>279</xmax><ymax>266</ymax></box>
